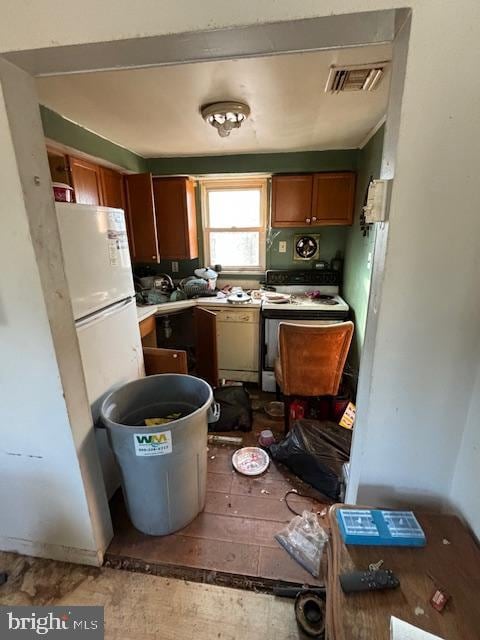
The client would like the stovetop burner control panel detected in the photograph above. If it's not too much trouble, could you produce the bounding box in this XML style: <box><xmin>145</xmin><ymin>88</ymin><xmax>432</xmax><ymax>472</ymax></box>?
<box><xmin>265</xmin><ymin>269</ymin><xmax>341</xmax><ymax>286</ymax></box>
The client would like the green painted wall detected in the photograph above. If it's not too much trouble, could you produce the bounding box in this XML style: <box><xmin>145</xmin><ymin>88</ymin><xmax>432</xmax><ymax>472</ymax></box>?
<box><xmin>343</xmin><ymin>125</ymin><xmax>385</xmax><ymax>373</ymax></box>
<box><xmin>40</xmin><ymin>106</ymin><xmax>147</xmax><ymax>173</ymax></box>
<box><xmin>41</xmin><ymin>106</ymin><xmax>358</xmax><ymax>279</ymax></box>
<box><xmin>267</xmin><ymin>226</ymin><xmax>347</xmax><ymax>270</ymax></box>
<box><xmin>147</xmin><ymin>150</ymin><xmax>357</xmax><ymax>175</ymax></box>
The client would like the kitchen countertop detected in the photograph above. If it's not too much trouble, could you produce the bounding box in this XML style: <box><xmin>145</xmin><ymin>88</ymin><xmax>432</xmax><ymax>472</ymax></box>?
<box><xmin>136</xmin><ymin>295</ymin><xmax>261</xmax><ymax>323</ymax></box>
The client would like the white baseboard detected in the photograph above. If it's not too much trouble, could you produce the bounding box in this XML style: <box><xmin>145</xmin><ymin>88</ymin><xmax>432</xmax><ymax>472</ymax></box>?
<box><xmin>0</xmin><ymin>535</ymin><xmax>103</xmax><ymax>567</ymax></box>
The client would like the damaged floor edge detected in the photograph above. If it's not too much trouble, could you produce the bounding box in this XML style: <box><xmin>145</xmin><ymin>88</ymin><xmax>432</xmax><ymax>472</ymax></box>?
<box><xmin>103</xmin><ymin>552</ymin><xmax>322</xmax><ymax>593</ymax></box>
<box><xmin>0</xmin><ymin>551</ymin><xmax>302</xmax><ymax>639</ymax></box>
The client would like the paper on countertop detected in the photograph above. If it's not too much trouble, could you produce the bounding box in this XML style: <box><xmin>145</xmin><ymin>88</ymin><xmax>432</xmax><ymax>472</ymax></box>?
<box><xmin>391</xmin><ymin>617</ymin><xmax>444</xmax><ymax>640</ymax></box>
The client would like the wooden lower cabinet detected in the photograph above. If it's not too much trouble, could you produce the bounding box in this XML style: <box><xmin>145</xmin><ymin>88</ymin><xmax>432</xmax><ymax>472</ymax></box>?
<box><xmin>144</xmin><ymin>308</ymin><xmax>219</xmax><ymax>388</ymax></box>
<box><xmin>143</xmin><ymin>347</ymin><xmax>188</xmax><ymax>375</ymax></box>
<box><xmin>194</xmin><ymin>307</ymin><xmax>218</xmax><ymax>387</ymax></box>
<box><xmin>139</xmin><ymin>315</ymin><xmax>156</xmax><ymax>341</ymax></box>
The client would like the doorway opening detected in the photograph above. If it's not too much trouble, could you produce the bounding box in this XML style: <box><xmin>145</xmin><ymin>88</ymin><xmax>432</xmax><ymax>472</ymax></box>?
<box><xmin>2</xmin><ymin>7</ymin><xmax>411</xmax><ymax>584</ymax></box>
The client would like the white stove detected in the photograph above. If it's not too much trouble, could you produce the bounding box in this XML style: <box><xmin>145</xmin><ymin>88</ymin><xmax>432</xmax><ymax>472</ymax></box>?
<box><xmin>262</xmin><ymin>288</ymin><xmax>349</xmax><ymax>313</ymax></box>
<box><xmin>260</xmin><ymin>270</ymin><xmax>350</xmax><ymax>391</ymax></box>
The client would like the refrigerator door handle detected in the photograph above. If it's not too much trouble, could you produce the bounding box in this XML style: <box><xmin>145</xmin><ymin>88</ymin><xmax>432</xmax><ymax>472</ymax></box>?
<box><xmin>76</xmin><ymin>297</ymin><xmax>134</xmax><ymax>330</ymax></box>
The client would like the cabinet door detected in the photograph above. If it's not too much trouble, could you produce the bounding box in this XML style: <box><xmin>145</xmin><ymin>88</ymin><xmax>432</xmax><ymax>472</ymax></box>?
<box><xmin>312</xmin><ymin>172</ymin><xmax>356</xmax><ymax>225</ymax></box>
<box><xmin>271</xmin><ymin>175</ymin><xmax>313</xmax><ymax>227</ymax></box>
<box><xmin>124</xmin><ymin>173</ymin><xmax>159</xmax><ymax>263</ymax></box>
<box><xmin>194</xmin><ymin>307</ymin><xmax>218</xmax><ymax>388</ymax></box>
<box><xmin>99</xmin><ymin>166</ymin><xmax>125</xmax><ymax>209</ymax></box>
<box><xmin>153</xmin><ymin>177</ymin><xmax>198</xmax><ymax>259</ymax></box>
<box><xmin>143</xmin><ymin>347</ymin><xmax>188</xmax><ymax>375</ymax></box>
<box><xmin>70</xmin><ymin>156</ymin><xmax>102</xmax><ymax>205</ymax></box>
<box><xmin>46</xmin><ymin>147</ymin><xmax>71</xmax><ymax>186</ymax></box>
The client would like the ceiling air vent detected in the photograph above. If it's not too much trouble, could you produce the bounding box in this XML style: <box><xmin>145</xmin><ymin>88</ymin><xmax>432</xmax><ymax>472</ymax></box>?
<box><xmin>325</xmin><ymin>63</ymin><xmax>388</xmax><ymax>93</ymax></box>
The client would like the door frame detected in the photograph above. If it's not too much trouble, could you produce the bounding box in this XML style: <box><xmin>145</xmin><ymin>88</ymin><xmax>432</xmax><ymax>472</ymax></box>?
<box><xmin>0</xmin><ymin>8</ymin><xmax>409</xmax><ymax>560</ymax></box>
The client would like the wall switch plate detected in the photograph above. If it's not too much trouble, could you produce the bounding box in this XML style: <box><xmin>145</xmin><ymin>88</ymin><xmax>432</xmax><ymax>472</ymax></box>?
<box><xmin>279</xmin><ymin>241</ymin><xmax>287</xmax><ymax>253</ymax></box>
<box><xmin>171</xmin><ymin>261</ymin><xmax>179</xmax><ymax>273</ymax></box>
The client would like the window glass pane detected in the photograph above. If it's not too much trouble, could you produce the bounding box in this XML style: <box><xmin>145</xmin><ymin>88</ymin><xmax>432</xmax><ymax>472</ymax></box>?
<box><xmin>208</xmin><ymin>189</ymin><xmax>261</xmax><ymax>227</ymax></box>
<box><xmin>209</xmin><ymin>231</ymin><xmax>260</xmax><ymax>268</ymax></box>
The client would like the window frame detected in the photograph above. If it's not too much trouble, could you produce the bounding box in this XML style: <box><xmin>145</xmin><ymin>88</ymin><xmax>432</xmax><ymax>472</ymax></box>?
<box><xmin>200</xmin><ymin>176</ymin><xmax>268</xmax><ymax>273</ymax></box>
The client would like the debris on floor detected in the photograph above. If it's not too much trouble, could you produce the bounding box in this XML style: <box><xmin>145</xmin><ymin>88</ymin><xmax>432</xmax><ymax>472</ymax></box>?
<box><xmin>231</xmin><ymin>446</ymin><xmax>270</xmax><ymax>476</ymax></box>
<box><xmin>275</xmin><ymin>511</ymin><xmax>328</xmax><ymax>578</ymax></box>
<box><xmin>0</xmin><ymin>551</ymin><xmax>301</xmax><ymax>640</ymax></box>
<box><xmin>208</xmin><ymin>434</ymin><xmax>243</xmax><ymax>445</ymax></box>
<box><xmin>106</xmin><ymin>389</ymin><xmax>329</xmax><ymax>588</ymax></box>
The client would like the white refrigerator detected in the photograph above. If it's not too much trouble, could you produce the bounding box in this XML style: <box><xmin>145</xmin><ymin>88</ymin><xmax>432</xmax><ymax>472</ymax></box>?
<box><xmin>56</xmin><ymin>203</ymin><xmax>144</xmax><ymax>498</ymax></box>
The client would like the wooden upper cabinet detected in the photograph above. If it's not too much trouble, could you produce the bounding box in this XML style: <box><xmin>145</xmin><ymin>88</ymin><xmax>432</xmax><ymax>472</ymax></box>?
<box><xmin>99</xmin><ymin>166</ymin><xmax>125</xmax><ymax>209</ymax></box>
<box><xmin>152</xmin><ymin>177</ymin><xmax>198</xmax><ymax>260</ymax></box>
<box><xmin>271</xmin><ymin>175</ymin><xmax>313</xmax><ymax>227</ymax></box>
<box><xmin>124</xmin><ymin>173</ymin><xmax>159</xmax><ymax>263</ymax></box>
<box><xmin>46</xmin><ymin>147</ymin><xmax>72</xmax><ymax>186</ymax></box>
<box><xmin>311</xmin><ymin>172</ymin><xmax>356</xmax><ymax>225</ymax></box>
<box><xmin>70</xmin><ymin>157</ymin><xmax>102</xmax><ymax>205</ymax></box>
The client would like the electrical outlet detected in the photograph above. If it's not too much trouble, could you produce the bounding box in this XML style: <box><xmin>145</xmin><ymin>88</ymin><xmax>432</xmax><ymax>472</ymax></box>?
<box><xmin>279</xmin><ymin>241</ymin><xmax>287</xmax><ymax>253</ymax></box>
<box><xmin>171</xmin><ymin>261</ymin><xmax>179</xmax><ymax>273</ymax></box>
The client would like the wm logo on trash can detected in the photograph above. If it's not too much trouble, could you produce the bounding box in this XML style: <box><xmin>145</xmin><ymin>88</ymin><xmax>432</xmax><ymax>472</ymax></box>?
<box><xmin>134</xmin><ymin>430</ymin><xmax>172</xmax><ymax>456</ymax></box>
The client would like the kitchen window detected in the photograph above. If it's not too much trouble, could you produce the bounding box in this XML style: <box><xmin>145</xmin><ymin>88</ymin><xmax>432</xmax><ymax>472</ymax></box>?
<box><xmin>200</xmin><ymin>177</ymin><xmax>268</xmax><ymax>273</ymax></box>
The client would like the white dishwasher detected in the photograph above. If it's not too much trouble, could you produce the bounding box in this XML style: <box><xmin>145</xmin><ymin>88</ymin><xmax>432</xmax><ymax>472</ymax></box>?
<box><xmin>203</xmin><ymin>307</ymin><xmax>260</xmax><ymax>383</ymax></box>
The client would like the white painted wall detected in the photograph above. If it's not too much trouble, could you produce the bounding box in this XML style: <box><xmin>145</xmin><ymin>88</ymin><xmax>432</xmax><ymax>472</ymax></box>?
<box><xmin>450</xmin><ymin>364</ymin><xmax>480</xmax><ymax>536</ymax></box>
<box><xmin>0</xmin><ymin>0</ymin><xmax>479</xmax><ymax>538</ymax></box>
<box><xmin>0</xmin><ymin>58</ymin><xmax>111</xmax><ymax>564</ymax></box>
<box><xmin>349</xmin><ymin>3</ymin><xmax>480</xmax><ymax>528</ymax></box>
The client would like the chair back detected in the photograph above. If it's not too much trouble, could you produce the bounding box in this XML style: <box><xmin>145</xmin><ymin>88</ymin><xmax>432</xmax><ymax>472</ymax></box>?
<box><xmin>278</xmin><ymin>321</ymin><xmax>353</xmax><ymax>396</ymax></box>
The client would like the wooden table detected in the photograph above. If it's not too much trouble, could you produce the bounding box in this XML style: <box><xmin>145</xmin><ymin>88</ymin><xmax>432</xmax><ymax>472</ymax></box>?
<box><xmin>326</xmin><ymin>504</ymin><xmax>480</xmax><ymax>640</ymax></box>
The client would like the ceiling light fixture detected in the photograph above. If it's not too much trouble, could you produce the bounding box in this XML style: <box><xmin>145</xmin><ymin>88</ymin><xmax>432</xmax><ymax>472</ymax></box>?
<box><xmin>201</xmin><ymin>101</ymin><xmax>250</xmax><ymax>138</ymax></box>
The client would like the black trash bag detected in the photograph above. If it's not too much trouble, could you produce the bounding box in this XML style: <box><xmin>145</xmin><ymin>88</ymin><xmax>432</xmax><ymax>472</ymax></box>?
<box><xmin>269</xmin><ymin>419</ymin><xmax>352</xmax><ymax>500</ymax></box>
<box><xmin>210</xmin><ymin>385</ymin><xmax>252</xmax><ymax>432</ymax></box>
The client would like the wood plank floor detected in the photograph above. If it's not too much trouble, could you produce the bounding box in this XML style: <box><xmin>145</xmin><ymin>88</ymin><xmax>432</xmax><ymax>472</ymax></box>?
<box><xmin>0</xmin><ymin>551</ymin><xmax>302</xmax><ymax>640</ymax></box>
<box><xmin>106</xmin><ymin>394</ymin><xmax>331</xmax><ymax>588</ymax></box>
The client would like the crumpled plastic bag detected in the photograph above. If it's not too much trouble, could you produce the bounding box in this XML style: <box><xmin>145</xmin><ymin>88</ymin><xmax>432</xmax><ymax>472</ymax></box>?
<box><xmin>275</xmin><ymin>510</ymin><xmax>328</xmax><ymax>578</ymax></box>
<box><xmin>269</xmin><ymin>420</ymin><xmax>352</xmax><ymax>499</ymax></box>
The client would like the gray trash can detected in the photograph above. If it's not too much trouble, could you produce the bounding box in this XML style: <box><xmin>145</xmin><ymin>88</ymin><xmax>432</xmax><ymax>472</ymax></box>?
<box><xmin>101</xmin><ymin>373</ymin><xmax>219</xmax><ymax>536</ymax></box>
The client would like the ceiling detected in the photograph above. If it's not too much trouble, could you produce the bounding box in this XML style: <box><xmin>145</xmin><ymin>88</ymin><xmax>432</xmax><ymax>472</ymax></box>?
<box><xmin>36</xmin><ymin>44</ymin><xmax>391</xmax><ymax>158</ymax></box>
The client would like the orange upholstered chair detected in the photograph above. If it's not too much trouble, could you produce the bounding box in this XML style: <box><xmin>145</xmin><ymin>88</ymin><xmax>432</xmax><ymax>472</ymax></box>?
<box><xmin>275</xmin><ymin>321</ymin><xmax>354</xmax><ymax>432</ymax></box>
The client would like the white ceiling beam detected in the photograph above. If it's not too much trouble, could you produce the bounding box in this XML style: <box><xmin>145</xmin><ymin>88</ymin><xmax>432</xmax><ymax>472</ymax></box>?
<box><xmin>4</xmin><ymin>11</ymin><xmax>397</xmax><ymax>77</ymax></box>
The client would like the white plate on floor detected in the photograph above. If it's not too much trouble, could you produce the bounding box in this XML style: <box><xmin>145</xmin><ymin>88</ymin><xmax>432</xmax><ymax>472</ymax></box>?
<box><xmin>232</xmin><ymin>447</ymin><xmax>270</xmax><ymax>476</ymax></box>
